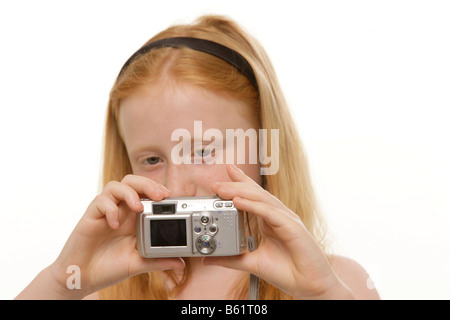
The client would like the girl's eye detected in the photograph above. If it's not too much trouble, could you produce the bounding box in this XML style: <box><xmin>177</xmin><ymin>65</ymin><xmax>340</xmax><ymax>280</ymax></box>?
<box><xmin>144</xmin><ymin>156</ymin><xmax>161</xmax><ymax>165</ymax></box>
<box><xmin>195</xmin><ymin>148</ymin><xmax>212</xmax><ymax>158</ymax></box>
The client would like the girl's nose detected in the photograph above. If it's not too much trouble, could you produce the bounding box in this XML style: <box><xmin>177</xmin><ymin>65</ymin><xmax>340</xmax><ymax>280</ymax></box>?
<box><xmin>164</xmin><ymin>164</ymin><xmax>197</xmax><ymax>197</ymax></box>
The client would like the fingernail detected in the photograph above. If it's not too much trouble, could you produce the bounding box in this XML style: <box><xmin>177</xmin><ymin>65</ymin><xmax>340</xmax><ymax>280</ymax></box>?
<box><xmin>164</xmin><ymin>187</ymin><xmax>171</xmax><ymax>196</ymax></box>
<box><xmin>135</xmin><ymin>201</ymin><xmax>143</xmax><ymax>210</ymax></box>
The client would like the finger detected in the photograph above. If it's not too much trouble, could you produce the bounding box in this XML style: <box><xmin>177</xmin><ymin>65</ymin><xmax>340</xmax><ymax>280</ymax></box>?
<box><xmin>121</xmin><ymin>174</ymin><xmax>170</xmax><ymax>199</ymax></box>
<box><xmin>233</xmin><ymin>196</ymin><xmax>304</xmax><ymax>231</ymax></box>
<box><xmin>211</xmin><ymin>181</ymin><xmax>286</xmax><ymax>211</ymax></box>
<box><xmin>211</xmin><ymin>181</ymin><xmax>257</xmax><ymax>199</ymax></box>
<box><xmin>225</xmin><ymin>164</ymin><xmax>260</xmax><ymax>185</ymax></box>
<box><xmin>94</xmin><ymin>182</ymin><xmax>143</xmax><ymax>229</ymax></box>
<box><xmin>93</xmin><ymin>195</ymin><xmax>121</xmax><ymax>229</ymax></box>
<box><xmin>203</xmin><ymin>252</ymin><xmax>258</xmax><ymax>275</ymax></box>
<box><xmin>102</xmin><ymin>181</ymin><xmax>143</xmax><ymax>212</ymax></box>
<box><xmin>222</xmin><ymin>165</ymin><xmax>296</xmax><ymax>214</ymax></box>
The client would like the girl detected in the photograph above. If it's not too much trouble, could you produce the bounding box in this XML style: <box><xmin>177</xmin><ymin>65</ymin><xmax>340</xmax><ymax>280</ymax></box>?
<box><xmin>17</xmin><ymin>15</ymin><xmax>379</xmax><ymax>300</ymax></box>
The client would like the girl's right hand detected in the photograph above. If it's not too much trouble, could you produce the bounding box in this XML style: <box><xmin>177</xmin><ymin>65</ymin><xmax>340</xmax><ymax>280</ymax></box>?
<box><xmin>47</xmin><ymin>175</ymin><xmax>185</xmax><ymax>299</ymax></box>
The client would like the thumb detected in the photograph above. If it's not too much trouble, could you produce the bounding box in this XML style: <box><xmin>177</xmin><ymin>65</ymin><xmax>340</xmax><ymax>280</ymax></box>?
<box><xmin>202</xmin><ymin>252</ymin><xmax>257</xmax><ymax>275</ymax></box>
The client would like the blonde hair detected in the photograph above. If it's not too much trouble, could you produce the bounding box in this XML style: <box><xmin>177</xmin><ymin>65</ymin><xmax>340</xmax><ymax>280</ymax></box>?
<box><xmin>99</xmin><ymin>15</ymin><xmax>327</xmax><ymax>300</ymax></box>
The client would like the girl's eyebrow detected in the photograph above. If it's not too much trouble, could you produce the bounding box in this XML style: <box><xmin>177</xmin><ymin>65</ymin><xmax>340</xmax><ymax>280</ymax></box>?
<box><xmin>129</xmin><ymin>133</ymin><xmax>227</xmax><ymax>156</ymax></box>
<box><xmin>128</xmin><ymin>143</ymin><xmax>164</xmax><ymax>156</ymax></box>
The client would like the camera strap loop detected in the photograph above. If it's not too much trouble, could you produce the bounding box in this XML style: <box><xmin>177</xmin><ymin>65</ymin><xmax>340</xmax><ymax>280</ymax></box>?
<box><xmin>249</xmin><ymin>274</ymin><xmax>259</xmax><ymax>300</ymax></box>
<box><xmin>246</xmin><ymin>211</ymin><xmax>259</xmax><ymax>300</ymax></box>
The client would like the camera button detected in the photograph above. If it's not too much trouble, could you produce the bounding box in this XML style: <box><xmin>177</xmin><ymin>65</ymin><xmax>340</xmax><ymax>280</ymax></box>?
<box><xmin>209</xmin><ymin>224</ymin><xmax>218</xmax><ymax>234</ymax></box>
<box><xmin>200</xmin><ymin>216</ymin><xmax>209</xmax><ymax>224</ymax></box>
<box><xmin>200</xmin><ymin>212</ymin><xmax>212</xmax><ymax>225</ymax></box>
<box><xmin>194</xmin><ymin>226</ymin><xmax>202</xmax><ymax>233</ymax></box>
<box><xmin>195</xmin><ymin>234</ymin><xmax>216</xmax><ymax>255</ymax></box>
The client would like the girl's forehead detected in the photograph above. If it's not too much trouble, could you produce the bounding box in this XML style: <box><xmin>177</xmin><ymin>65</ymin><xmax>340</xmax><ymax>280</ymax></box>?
<box><xmin>119</xmin><ymin>82</ymin><xmax>259</xmax><ymax>133</ymax></box>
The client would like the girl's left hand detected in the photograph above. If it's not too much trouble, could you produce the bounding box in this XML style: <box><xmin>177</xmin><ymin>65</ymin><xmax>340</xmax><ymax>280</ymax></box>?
<box><xmin>206</xmin><ymin>164</ymin><xmax>354</xmax><ymax>300</ymax></box>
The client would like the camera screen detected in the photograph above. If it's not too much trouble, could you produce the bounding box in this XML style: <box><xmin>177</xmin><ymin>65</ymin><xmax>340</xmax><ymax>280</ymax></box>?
<box><xmin>150</xmin><ymin>219</ymin><xmax>187</xmax><ymax>247</ymax></box>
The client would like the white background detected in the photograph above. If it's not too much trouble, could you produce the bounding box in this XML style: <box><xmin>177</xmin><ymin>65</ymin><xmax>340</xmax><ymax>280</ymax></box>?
<box><xmin>1</xmin><ymin>0</ymin><xmax>449</xmax><ymax>300</ymax></box>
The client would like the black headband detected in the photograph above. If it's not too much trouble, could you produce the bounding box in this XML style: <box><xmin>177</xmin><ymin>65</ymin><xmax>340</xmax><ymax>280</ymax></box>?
<box><xmin>118</xmin><ymin>37</ymin><xmax>258</xmax><ymax>90</ymax></box>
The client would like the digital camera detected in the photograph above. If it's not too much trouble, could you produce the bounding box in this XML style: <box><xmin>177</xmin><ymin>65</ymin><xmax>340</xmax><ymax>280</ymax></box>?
<box><xmin>136</xmin><ymin>196</ymin><xmax>247</xmax><ymax>258</ymax></box>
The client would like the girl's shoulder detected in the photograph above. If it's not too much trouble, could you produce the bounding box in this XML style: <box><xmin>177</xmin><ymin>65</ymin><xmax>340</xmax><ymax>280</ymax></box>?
<box><xmin>83</xmin><ymin>291</ymin><xmax>100</xmax><ymax>300</ymax></box>
<box><xmin>329</xmin><ymin>255</ymin><xmax>381</xmax><ymax>300</ymax></box>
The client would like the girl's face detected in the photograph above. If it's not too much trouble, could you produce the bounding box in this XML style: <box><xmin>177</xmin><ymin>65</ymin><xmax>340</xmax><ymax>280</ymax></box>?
<box><xmin>118</xmin><ymin>80</ymin><xmax>262</xmax><ymax>197</ymax></box>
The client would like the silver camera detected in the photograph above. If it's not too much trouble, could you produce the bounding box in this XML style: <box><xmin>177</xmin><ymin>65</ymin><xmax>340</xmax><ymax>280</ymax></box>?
<box><xmin>136</xmin><ymin>196</ymin><xmax>247</xmax><ymax>258</ymax></box>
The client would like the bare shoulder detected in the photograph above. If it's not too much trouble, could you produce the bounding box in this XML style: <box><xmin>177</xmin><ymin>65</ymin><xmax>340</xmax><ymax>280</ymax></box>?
<box><xmin>82</xmin><ymin>291</ymin><xmax>101</xmax><ymax>300</ymax></box>
<box><xmin>329</xmin><ymin>255</ymin><xmax>381</xmax><ymax>300</ymax></box>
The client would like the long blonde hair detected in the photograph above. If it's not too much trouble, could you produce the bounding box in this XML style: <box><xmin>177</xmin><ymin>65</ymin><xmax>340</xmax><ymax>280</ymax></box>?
<box><xmin>99</xmin><ymin>15</ymin><xmax>327</xmax><ymax>300</ymax></box>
